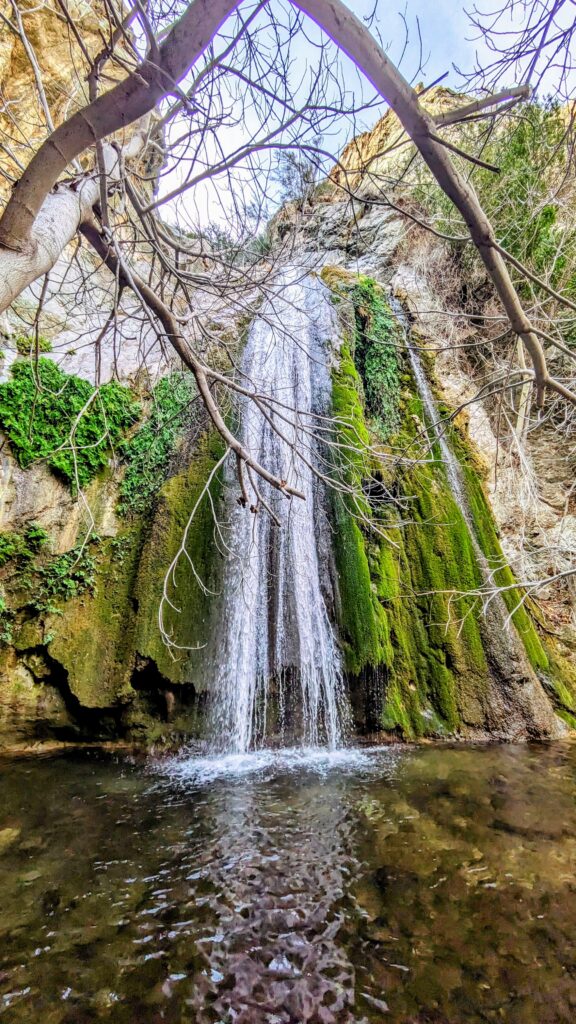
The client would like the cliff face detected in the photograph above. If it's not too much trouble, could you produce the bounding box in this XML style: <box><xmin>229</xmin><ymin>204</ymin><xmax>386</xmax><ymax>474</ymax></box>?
<box><xmin>0</xmin><ymin>26</ymin><xmax>574</xmax><ymax>748</ymax></box>
<box><xmin>0</xmin><ymin>0</ymin><xmax>107</xmax><ymax>191</ymax></box>
<box><xmin>297</xmin><ymin>95</ymin><xmax>576</xmax><ymax>692</ymax></box>
<box><xmin>330</xmin><ymin>86</ymin><xmax>465</xmax><ymax>194</ymax></box>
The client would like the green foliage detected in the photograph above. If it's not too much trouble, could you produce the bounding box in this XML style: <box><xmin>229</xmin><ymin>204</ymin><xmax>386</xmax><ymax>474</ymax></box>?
<box><xmin>273</xmin><ymin>148</ymin><xmax>318</xmax><ymax>210</ymax></box>
<box><xmin>29</xmin><ymin>543</ymin><xmax>98</xmax><ymax>615</ymax></box>
<box><xmin>475</xmin><ymin>103</ymin><xmax>572</xmax><ymax>283</ymax></box>
<box><xmin>415</xmin><ymin>101</ymin><xmax>576</xmax><ymax>341</ymax></box>
<box><xmin>320</xmin><ymin>268</ymin><xmax>402</xmax><ymax>438</ymax></box>
<box><xmin>330</xmin><ymin>342</ymin><xmax>392</xmax><ymax>674</ymax></box>
<box><xmin>0</xmin><ymin>359</ymin><xmax>139</xmax><ymax>490</ymax></box>
<box><xmin>118</xmin><ymin>371</ymin><xmax>196</xmax><ymax>516</ymax></box>
<box><xmin>248</xmin><ymin>230</ymin><xmax>273</xmax><ymax>257</ymax></box>
<box><xmin>451</xmin><ymin>430</ymin><xmax>549</xmax><ymax>672</ymax></box>
<box><xmin>352</xmin><ymin>277</ymin><xmax>402</xmax><ymax>437</ymax></box>
<box><xmin>324</xmin><ymin>272</ymin><xmax>554</xmax><ymax>737</ymax></box>
<box><xmin>0</xmin><ymin>524</ymin><xmax>48</xmax><ymax>568</ymax></box>
<box><xmin>0</xmin><ymin>532</ymin><xmax>96</xmax><ymax>640</ymax></box>
<box><xmin>133</xmin><ymin>429</ymin><xmax>226</xmax><ymax>683</ymax></box>
<box><xmin>0</xmin><ymin>588</ymin><xmax>13</xmax><ymax>645</ymax></box>
<box><xmin>14</xmin><ymin>334</ymin><xmax>52</xmax><ymax>355</ymax></box>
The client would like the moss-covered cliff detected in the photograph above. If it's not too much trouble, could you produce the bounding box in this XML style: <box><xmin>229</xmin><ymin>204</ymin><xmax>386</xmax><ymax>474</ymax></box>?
<box><xmin>323</xmin><ymin>267</ymin><xmax>570</xmax><ymax>740</ymax></box>
<box><xmin>0</xmin><ymin>269</ymin><xmax>572</xmax><ymax>749</ymax></box>
<box><xmin>0</xmin><ymin>362</ymin><xmax>225</xmax><ymax>749</ymax></box>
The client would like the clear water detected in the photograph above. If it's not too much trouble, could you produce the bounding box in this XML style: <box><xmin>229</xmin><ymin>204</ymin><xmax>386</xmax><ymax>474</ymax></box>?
<box><xmin>2</xmin><ymin>741</ymin><xmax>576</xmax><ymax>1022</ymax></box>
<box><xmin>210</xmin><ymin>269</ymin><xmax>350</xmax><ymax>753</ymax></box>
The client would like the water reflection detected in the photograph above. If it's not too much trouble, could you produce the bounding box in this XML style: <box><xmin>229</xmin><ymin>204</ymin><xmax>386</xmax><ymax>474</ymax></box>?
<box><xmin>1</xmin><ymin>742</ymin><xmax>576</xmax><ymax>1022</ymax></box>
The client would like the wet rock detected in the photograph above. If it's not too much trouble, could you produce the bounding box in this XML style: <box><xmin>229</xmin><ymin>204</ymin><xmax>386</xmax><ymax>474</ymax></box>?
<box><xmin>0</xmin><ymin>826</ymin><xmax>20</xmax><ymax>854</ymax></box>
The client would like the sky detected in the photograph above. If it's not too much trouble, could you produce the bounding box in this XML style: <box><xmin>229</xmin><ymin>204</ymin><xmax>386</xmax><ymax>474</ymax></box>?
<box><xmin>156</xmin><ymin>0</ymin><xmax>500</xmax><ymax>230</ymax></box>
<box><xmin>361</xmin><ymin>0</ymin><xmax>486</xmax><ymax>86</ymax></box>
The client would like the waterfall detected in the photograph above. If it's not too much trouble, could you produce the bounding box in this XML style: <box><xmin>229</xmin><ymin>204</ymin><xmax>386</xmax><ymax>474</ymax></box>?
<box><xmin>208</xmin><ymin>269</ymin><xmax>351</xmax><ymax>754</ymax></box>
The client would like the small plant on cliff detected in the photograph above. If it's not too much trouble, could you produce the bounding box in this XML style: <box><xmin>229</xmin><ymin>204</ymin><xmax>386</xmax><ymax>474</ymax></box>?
<box><xmin>14</xmin><ymin>334</ymin><xmax>52</xmax><ymax>355</ymax></box>
<box><xmin>118</xmin><ymin>372</ymin><xmax>197</xmax><ymax>516</ymax></box>
<box><xmin>0</xmin><ymin>359</ymin><xmax>139</xmax><ymax>490</ymax></box>
<box><xmin>0</xmin><ymin>524</ymin><xmax>48</xmax><ymax>568</ymax></box>
<box><xmin>0</xmin><ymin>590</ymin><xmax>13</xmax><ymax>646</ymax></box>
<box><xmin>28</xmin><ymin>542</ymin><xmax>98</xmax><ymax>615</ymax></box>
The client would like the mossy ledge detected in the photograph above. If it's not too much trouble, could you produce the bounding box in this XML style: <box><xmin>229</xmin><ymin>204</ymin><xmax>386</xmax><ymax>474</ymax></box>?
<box><xmin>322</xmin><ymin>266</ymin><xmax>569</xmax><ymax>740</ymax></box>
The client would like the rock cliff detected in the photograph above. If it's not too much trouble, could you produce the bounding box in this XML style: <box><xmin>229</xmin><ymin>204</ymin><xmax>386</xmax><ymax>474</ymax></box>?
<box><xmin>0</xmin><ymin>18</ymin><xmax>574</xmax><ymax>749</ymax></box>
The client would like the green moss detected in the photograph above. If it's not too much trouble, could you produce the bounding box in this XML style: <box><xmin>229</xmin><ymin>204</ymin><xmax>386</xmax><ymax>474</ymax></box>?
<box><xmin>118</xmin><ymin>371</ymin><xmax>197</xmax><ymax>516</ymax></box>
<box><xmin>323</xmin><ymin>262</ymin><xmax>573</xmax><ymax>736</ymax></box>
<box><xmin>376</xmin><ymin>461</ymin><xmax>489</xmax><ymax>737</ymax></box>
<box><xmin>48</xmin><ymin>529</ymin><xmax>144</xmax><ymax>708</ymax></box>
<box><xmin>331</xmin><ymin>341</ymin><xmax>392</xmax><ymax>675</ymax></box>
<box><xmin>0</xmin><ymin>417</ymin><xmax>225</xmax><ymax>723</ymax></box>
<box><xmin>0</xmin><ymin>529</ymin><xmax>96</xmax><ymax>648</ymax></box>
<box><xmin>0</xmin><ymin>525</ymin><xmax>48</xmax><ymax>568</ymax></box>
<box><xmin>449</xmin><ymin>425</ymin><xmax>549</xmax><ymax>672</ymax></box>
<box><xmin>0</xmin><ymin>589</ymin><xmax>13</xmax><ymax>646</ymax></box>
<box><xmin>380</xmin><ymin>677</ymin><xmax>417</xmax><ymax>734</ymax></box>
<box><xmin>0</xmin><ymin>359</ymin><xmax>139</xmax><ymax>490</ymax></box>
<box><xmin>324</xmin><ymin>268</ymin><xmax>520</xmax><ymax>739</ymax></box>
<box><xmin>351</xmin><ymin>277</ymin><xmax>402</xmax><ymax>438</ymax></box>
<box><xmin>42</xmin><ymin>430</ymin><xmax>225</xmax><ymax>707</ymax></box>
<box><xmin>31</xmin><ymin>543</ymin><xmax>98</xmax><ymax>614</ymax></box>
<box><xmin>321</xmin><ymin>268</ymin><xmax>402</xmax><ymax>441</ymax></box>
<box><xmin>133</xmin><ymin>429</ymin><xmax>225</xmax><ymax>685</ymax></box>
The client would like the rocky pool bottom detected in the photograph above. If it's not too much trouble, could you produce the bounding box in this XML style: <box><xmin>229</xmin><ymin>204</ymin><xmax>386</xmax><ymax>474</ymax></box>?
<box><xmin>1</xmin><ymin>742</ymin><xmax>576</xmax><ymax>1023</ymax></box>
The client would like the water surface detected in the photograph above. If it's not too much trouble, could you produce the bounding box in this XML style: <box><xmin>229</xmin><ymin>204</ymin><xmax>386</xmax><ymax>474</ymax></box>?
<box><xmin>1</xmin><ymin>741</ymin><xmax>576</xmax><ymax>1022</ymax></box>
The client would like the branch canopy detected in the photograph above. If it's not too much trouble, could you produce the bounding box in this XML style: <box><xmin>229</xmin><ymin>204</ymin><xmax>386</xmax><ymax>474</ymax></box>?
<box><xmin>0</xmin><ymin>0</ymin><xmax>239</xmax><ymax>252</ymax></box>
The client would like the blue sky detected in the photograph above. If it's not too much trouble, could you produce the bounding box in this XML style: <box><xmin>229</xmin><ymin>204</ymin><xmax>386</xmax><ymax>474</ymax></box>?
<box><xmin>159</xmin><ymin>0</ymin><xmax>495</xmax><ymax>229</ymax></box>
<box><xmin>358</xmin><ymin>0</ymin><xmax>485</xmax><ymax>86</ymax></box>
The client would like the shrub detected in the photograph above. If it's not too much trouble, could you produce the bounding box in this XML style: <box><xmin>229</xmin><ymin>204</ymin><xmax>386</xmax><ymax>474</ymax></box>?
<box><xmin>0</xmin><ymin>359</ymin><xmax>139</xmax><ymax>490</ymax></box>
<box><xmin>0</xmin><ymin>524</ymin><xmax>48</xmax><ymax>568</ymax></box>
<box><xmin>14</xmin><ymin>334</ymin><xmax>52</xmax><ymax>355</ymax></box>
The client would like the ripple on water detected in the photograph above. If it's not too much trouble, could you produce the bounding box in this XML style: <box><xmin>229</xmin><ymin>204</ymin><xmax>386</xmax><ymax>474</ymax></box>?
<box><xmin>152</xmin><ymin>744</ymin><xmax>401</xmax><ymax>786</ymax></box>
<box><xmin>2</xmin><ymin>742</ymin><xmax>576</xmax><ymax>1023</ymax></box>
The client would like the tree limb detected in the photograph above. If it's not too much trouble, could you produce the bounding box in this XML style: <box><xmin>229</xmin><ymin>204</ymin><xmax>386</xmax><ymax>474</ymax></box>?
<box><xmin>293</xmin><ymin>0</ymin><xmax>571</xmax><ymax>407</ymax></box>
<box><xmin>0</xmin><ymin>0</ymin><xmax>238</xmax><ymax>253</ymax></box>
<box><xmin>79</xmin><ymin>218</ymin><xmax>304</xmax><ymax>500</ymax></box>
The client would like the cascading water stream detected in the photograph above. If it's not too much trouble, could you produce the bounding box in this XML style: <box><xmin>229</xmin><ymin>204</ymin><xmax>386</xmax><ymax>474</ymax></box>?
<box><xmin>390</xmin><ymin>297</ymin><xmax>474</xmax><ymax>527</ymax></box>
<box><xmin>209</xmin><ymin>269</ymin><xmax>351</xmax><ymax>754</ymax></box>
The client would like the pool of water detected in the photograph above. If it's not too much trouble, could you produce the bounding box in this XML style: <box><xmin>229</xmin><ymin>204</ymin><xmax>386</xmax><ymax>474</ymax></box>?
<box><xmin>1</xmin><ymin>741</ymin><xmax>576</xmax><ymax>1023</ymax></box>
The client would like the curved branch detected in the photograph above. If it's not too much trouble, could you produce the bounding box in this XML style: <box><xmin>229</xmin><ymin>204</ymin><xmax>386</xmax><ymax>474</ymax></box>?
<box><xmin>0</xmin><ymin>0</ymin><xmax>238</xmax><ymax>252</ymax></box>
<box><xmin>79</xmin><ymin>219</ymin><xmax>304</xmax><ymax>499</ymax></box>
<box><xmin>293</xmin><ymin>0</ymin><xmax>571</xmax><ymax>408</ymax></box>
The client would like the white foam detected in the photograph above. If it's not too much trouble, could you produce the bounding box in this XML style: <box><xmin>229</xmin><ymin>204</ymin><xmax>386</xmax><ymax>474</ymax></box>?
<box><xmin>155</xmin><ymin>745</ymin><xmax>380</xmax><ymax>786</ymax></box>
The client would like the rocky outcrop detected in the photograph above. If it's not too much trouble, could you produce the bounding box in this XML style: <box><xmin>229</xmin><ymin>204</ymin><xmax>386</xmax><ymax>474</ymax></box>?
<box><xmin>0</xmin><ymin>411</ymin><xmax>225</xmax><ymax>749</ymax></box>
<box><xmin>286</xmin><ymin>123</ymin><xmax>576</xmax><ymax>695</ymax></box>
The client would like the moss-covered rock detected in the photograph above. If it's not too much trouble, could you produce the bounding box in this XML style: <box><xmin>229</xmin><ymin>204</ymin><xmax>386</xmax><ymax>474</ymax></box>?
<box><xmin>0</xmin><ymin>426</ymin><xmax>225</xmax><ymax>746</ymax></box>
<box><xmin>47</xmin><ymin>530</ymin><xmax>142</xmax><ymax>709</ymax></box>
<box><xmin>133</xmin><ymin>430</ymin><xmax>225</xmax><ymax>686</ymax></box>
<box><xmin>324</xmin><ymin>267</ymin><xmax>567</xmax><ymax>739</ymax></box>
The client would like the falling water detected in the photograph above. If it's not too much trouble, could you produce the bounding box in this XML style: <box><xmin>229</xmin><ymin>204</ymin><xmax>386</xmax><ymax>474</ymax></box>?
<box><xmin>391</xmin><ymin>296</ymin><xmax>551</xmax><ymax>709</ymax></box>
<box><xmin>209</xmin><ymin>269</ymin><xmax>351</xmax><ymax>754</ymax></box>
